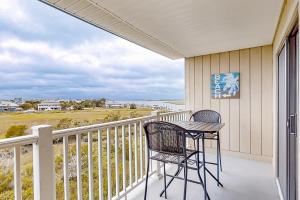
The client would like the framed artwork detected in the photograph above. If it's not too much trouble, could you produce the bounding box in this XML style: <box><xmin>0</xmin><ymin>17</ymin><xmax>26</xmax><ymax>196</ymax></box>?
<box><xmin>211</xmin><ymin>72</ymin><xmax>240</xmax><ymax>99</ymax></box>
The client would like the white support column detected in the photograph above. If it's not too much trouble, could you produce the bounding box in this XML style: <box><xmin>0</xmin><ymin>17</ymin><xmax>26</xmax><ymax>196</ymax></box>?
<box><xmin>32</xmin><ymin>125</ymin><xmax>55</xmax><ymax>200</ymax></box>
<box><xmin>151</xmin><ymin>111</ymin><xmax>162</xmax><ymax>179</ymax></box>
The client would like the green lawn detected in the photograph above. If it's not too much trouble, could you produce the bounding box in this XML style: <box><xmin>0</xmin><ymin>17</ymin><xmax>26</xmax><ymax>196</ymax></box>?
<box><xmin>0</xmin><ymin>108</ymin><xmax>151</xmax><ymax>138</ymax></box>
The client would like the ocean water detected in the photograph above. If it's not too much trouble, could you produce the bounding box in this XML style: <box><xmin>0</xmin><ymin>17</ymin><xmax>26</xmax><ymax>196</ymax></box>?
<box><xmin>117</xmin><ymin>100</ymin><xmax>185</xmax><ymax>111</ymax></box>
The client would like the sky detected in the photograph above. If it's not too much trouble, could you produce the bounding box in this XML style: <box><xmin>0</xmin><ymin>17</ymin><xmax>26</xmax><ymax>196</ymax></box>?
<box><xmin>0</xmin><ymin>0</ymin><xmax>184</xmax><ymax>100</ymax></box>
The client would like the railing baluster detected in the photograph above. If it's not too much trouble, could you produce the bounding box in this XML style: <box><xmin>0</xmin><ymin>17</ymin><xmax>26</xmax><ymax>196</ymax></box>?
<box><xmin>139</xmin><ymin>121</ymin><xmax>143</xmax><ymax>178</ymax></box>
<box><xmin>115</xmin><ymin>126</ymin><xmax>120</xmax><ymax>197</ymax></box>
<box><xmin>107</xmin><ymin>128</ymin><xmax>112</xmax><ymax>200</ymax></box>
<box><xmin>128</xmin><ymin>124</ymin><xmax>132</xmax><ymax>186</ymax></box>
<box><xmin>98</xmin><ymin>129</ymin><xmax>104</xmax><ymax>200</ymax></box>
<box><xmin>14</xmin><ymin>145</ymin><xmax>21</xmax><ymax>200</ymax></box>
<box><xmin>121</xmin><ymin>125</ymin><xmax>126</xmax><ymax>196</ymax></box>
<box><xmin>134</xmin><ymin>123</ymin><xmax>138</xmax><ymax>183</ymax></box>
<box><xmin>76</xmin><ymin>134</ymin><xmax>82</xmax><ymax>200</ymax></box>
<box><xmin>88</xmin><ymin>132</ymin><xmax>94</xmax><ymax>200</ymax></box>
<box><xmin>63</xmin><ymin>136</ymin><xmax>69</xmax><ymax>200</ymax></box>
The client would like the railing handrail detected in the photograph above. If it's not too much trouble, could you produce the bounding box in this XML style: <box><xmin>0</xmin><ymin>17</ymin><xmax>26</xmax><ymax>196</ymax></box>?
<box><xmin>52</xmin><ymin>115</ymin><xmax>157</xmax><ymax>139</ymax></box>
<box><xmin>0</xmin><ymin>135</ymin><xmax>38</xmax><ymax>149</ymax></box>
<box><xmin>159</xmin><ymin>110</ymin><xmax>191</xmax><ymax>116</ymax></box>
<box><xmin>0</xmin><ymin>110</ymin><xmax>191</xmax><ymax>145</ymax></box>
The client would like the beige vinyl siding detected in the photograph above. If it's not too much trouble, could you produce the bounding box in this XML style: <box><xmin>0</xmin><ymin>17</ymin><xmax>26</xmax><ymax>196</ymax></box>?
<box><xmin>239</xmin><ymin>49</ymin><xmax>251</xmax><ymax>154</ymax></box>
<box><xmin>250</xmin><ymin>47</ymin><xmax>262</xmax><ymax>155</ymax></box>
<box><xmin>202</xmin><ymin>55</ymin><xmax>212</xmax><ymax>147</ymax></box>
<box><xmin>184</xmin><ymin>58</ymin><xmax>190</xmax><ymax>110</ymax></box>
<box><xmin>211</xmin><ymin>54</ymin><xmax>220</xmax><ymax>148</ymax></box>
<box><xmin>229</xmin><ymin>51</ymin><xmax>240</xmax><ymax>152</ymax></box>
<box><xmin>262</xmin><ymin>45</ymin><xmax>273</xmax><ymax>157</ymax></box>
<box><xmin>185</xmin><ymin>45</ymin><xmax>273</xmax><ymax>158</ymax></box>
<box><xmin>219</xmin><ymin>52</ymin><xmax>230</xmax><ymax>151</ymax></box>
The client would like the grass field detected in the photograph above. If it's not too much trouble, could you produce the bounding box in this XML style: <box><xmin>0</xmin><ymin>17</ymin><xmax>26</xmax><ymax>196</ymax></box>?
<box><xmin>0</xmin><ymin>108</ymin><xmax>152</xmax><ymax>138</ymax></box>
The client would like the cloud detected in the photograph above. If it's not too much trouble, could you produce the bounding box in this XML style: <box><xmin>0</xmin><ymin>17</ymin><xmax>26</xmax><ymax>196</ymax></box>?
<box><xmin>0</xmin><ymin>0</ymin><xmax>29</xmax><ymax>23</ymax></box>
<box><xmin>0</xmin><ymin>1</ymin><xmax>184</xmax><ymax>100</ymax></box>
<box><xmin>0</xmin><ymin>35</ymin><xmax>184</xmax><ymax>100</ymax></box>
<box><xmin>0</xmin><ymin>0</ymin><xmax>44</xmax><ymax>32</ymax></box>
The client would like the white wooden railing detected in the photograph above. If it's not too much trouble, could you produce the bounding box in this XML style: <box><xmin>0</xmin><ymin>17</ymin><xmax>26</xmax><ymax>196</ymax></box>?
<box><xmin>0</xmin><ymin>110</ymin><xmax>191</xmax><ymax>200</ymax></box>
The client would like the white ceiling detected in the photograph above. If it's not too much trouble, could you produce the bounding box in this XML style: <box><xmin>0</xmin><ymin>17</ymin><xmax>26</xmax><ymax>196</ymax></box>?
<box><xmin>42</xmin><ymin>0</ymin><xmax>283</xmax><ymax>59</ymax></box>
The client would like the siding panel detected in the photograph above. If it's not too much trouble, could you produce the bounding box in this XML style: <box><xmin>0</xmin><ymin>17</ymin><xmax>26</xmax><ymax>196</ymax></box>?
<box><xmin>202</xmin><ymin>55</ymin><xmax>211</xmax><ymax>147</ymax></box>
<box><xmin>229</xmin><ymin>51</ymin><xmax>240</xmax><ymax>152</ymax></box>
<box><xmin>262</xmin><ymin>45</ymin><xmax>273</xmax><ymax>157</ymax></box>
<box><xmin>211</xmin><ymin>54</ymin><xmax>220</xmax><ymax>148</ymax></box>
<box><xmin>219</xmin><ymin>52</ymin><xmax>230</xmax><ymax>150</ymax></box>
<box><xmin>239</xmin><ymin>49</ymin><xmax>251</xmax><ymax>153</ymax></box>
<box><xmin>250</xmin><ymin>47</ymin><xmax>262</xmax><ymax>155</ymax></box>
<box><xmin>185</xmin><ymin>58</ymin><xmax>190</xmax><ymax>110</ymax></box>
<box><xmin>189</xmin><ymin>58</ymin><xmax>195</xmax><ymax>111</ymax></box>
<box><xmin>194</xmin><ymin>56</ymin><xmax>203</xmax><ymax>111</ymax></box>
<box><xmin>185</xmin><ymin>45</ymin><xmax>273</xmax><ymax>158</ymax></box>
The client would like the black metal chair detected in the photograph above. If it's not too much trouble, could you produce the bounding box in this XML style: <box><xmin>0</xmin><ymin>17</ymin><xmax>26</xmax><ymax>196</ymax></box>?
<box><xmin>190</xmin><ymin>110</ymin><xmax>222</xmax><ymax>185</ymax></box>
<box><xmin>143</xmin><ymin>121</ymin><xmax>204</xmax><ymax>200</ymax></box>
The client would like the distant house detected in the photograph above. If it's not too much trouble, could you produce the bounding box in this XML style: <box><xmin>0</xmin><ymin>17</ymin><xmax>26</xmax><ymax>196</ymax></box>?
<box><xmin>0</xmin><ymin>101</ymin><xmax>20</xmax><ymax>112</ymax></box>
<box><xmin>105</xmin><ymin>100</ymin><xmax>123</xmax><ymax>108</ymax></box>
<box><xmin>38</xmin><ymin>101</ymin><xmax>61</xmax><ymax>111</ymax></box>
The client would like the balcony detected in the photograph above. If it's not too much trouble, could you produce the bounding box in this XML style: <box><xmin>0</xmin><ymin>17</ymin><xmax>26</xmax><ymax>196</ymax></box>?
<box><xmin>128</xmin><ymin>153</ymin><xmax>279</xmax><ymax>200</ymax></box>
<box><xmin>0</xmin><ymin>110</ymin><xmax>280</xmax><ymax>200</ymax></box>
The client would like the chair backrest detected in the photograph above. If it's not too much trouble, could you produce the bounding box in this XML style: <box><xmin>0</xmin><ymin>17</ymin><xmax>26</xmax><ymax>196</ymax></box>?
<box><xmin>143</xmin><ymin>121</ymin><xmax>188</xmax><ymax>156</ymax></box>
<box><xmin>190</xmin><ymin>110</ymin><xmax>221</xmax><ymax>123</ymax></box>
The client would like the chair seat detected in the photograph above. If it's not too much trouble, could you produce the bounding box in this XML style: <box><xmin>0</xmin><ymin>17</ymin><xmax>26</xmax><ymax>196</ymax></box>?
<box><xmin>150</xmin><ymin>149</ymin><xmax>197</xmax><ymax>165</ymax></box>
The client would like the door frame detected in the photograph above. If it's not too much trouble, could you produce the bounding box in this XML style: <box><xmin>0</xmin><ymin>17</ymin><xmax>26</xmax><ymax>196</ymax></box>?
<box><xmin>276</xmin><ymin>23</ymin><xmax>299</xmax><ymax>200</ymax></box>
<box><xmin>276</xmin><ymin>39</ymin><xmax>288</xmax><ymax>200</ymax></box>
<box><xmin>286</xmin><ymin>24</ymin><xmax>298</xmax><ymax>200</ymax></box>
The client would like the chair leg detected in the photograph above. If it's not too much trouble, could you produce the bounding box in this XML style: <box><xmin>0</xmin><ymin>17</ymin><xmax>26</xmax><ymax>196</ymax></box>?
<box><xmin>144</xmin><ymin>156</ymin><xmax>150</xmax><ymax>200</ymax></box>
<box><xmin>183</xmin><ymin>162</ymin><xmax>188</xmax><ymax>200</ymax></box>
<box><xmin>202</xmin><ymin>137</ymin><xmax>208</xmax><ymax>200</ymax></box>
<box><xmin>217</xmin><ymin>137</ymin><xmax>220</xmax><ymax>187</ymax></box>
<box><xmin>160</xmin><ymin>165</ymin><xmax>182</xmax><ymax>197</ymax></box>
<box><xmin>217</xmin><ymin>133</ymin><xmax>222</xmax><ymax>172</ymax></box>
<box><xmin>163</xmin><ymin>163</ymin><xmax>167</xmax><ymax>199</ymax></box>
<box><xmin>197</xmin><ymin>141</ymin><xmax>210</xmax><ymax>199</ymax></box>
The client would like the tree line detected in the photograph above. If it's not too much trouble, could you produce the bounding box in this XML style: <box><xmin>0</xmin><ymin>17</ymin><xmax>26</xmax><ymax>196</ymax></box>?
<box><xmin>19</xmin><ymin>98</ymin><xmax>106</xmax><ymax>110</ymax></box>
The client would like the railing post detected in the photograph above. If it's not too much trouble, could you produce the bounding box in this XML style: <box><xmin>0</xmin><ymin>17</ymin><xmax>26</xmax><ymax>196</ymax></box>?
<box><xmin>187</xmin><ymin>110</ymin><xmax>193</xmax><ymax>120</ymax></box>
<box><xmin>151</xmin><ymin>111</ymin><xmax>163</xmax><ymax>179</ymax></box>
<box><xmin>32</xmin><ymin>125</ymin><xmax>55</xmax><ymax>200</ymax></box>
<box><xmin>186</xmin><ymin>110</ymin><xmax>194</xmax><ymax>148</ymax></box>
